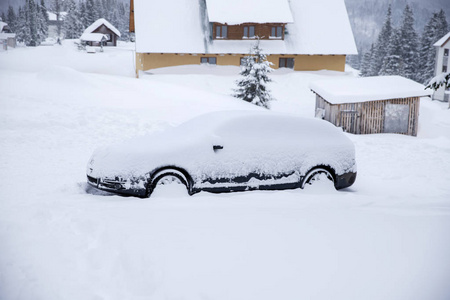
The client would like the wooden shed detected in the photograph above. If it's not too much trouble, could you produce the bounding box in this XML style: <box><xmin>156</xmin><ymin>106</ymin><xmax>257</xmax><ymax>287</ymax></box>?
<box><xmin>310</xmin><ymin>76</ymin><xmax>432</xmax><ymax>136</ymax></box>
<box><xmin>81</xmin><ymin>18</ymin><xmax>121</xmax><ymax>47</ymax></box>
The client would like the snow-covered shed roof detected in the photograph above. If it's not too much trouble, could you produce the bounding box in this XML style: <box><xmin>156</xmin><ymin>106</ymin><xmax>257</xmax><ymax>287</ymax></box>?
<box><xmin>309</xmin><ymin>76</ymin><xmax>432</xmax><ymax>104</ymax></box>
<box><xmin>134</xmin><ymin>0</ymin><xmax>357</xmax><ymax>55</ymax></box>
<box><xmin>205</xmin><ymin>0</ymin><xmax>293</xmax><ymax>24</ymax></box>
<box><xmin>83</xmin><ymin>18</ymin><xmax>121</xmax><ymax>37</ymax></box>
<box><xmin>434</xmin><ymin>32</ymin><xmax>450</xmax><ymax>47</ymax></box>
<box><xmin>80</xmin><ymin>33</ymin><xmax>108</xmax><ymax>42</ymax></box>
<box><xmin>0</xmin><ymin>21</ymin><xmax>9</xmax><ymax>32</ymax></box>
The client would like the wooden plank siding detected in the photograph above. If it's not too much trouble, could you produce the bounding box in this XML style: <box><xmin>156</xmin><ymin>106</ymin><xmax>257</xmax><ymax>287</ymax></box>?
<box><xmin>129</xmin><ymin>0</ymin><xmax>135</xmax><ymax>33</ymax></box>
<box><xmin>212</xmin><ymin>23</ymin><xmax>285</xmax><ymax>40</ymax></box>
<box><xmin>315</xmin><ymin>94</ymin><xmax>420</xmax><ymax>136</ymax></box>
<box><xmin>92</xmin><ymin>24</ymin><xmax>118</xmax><ymax>46</ymax></box>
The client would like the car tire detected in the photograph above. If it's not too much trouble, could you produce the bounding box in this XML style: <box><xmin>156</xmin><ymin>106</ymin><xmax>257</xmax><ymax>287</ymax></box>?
<box><xmin>301</xmin><ymin>167</ymin><xmax>335</xmax><ymax>189</ymax></box>
<box><xmin>148</xmin><ymin>168</ymin><xmax>192</xmax><ymax>197</ymax></box>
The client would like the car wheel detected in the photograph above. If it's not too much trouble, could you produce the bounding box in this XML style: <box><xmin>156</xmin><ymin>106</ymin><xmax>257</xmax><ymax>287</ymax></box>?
<box><xmin>148</xmin><ymin>168</ymin><xmax>192</xmax><ymax>197</ymax></box>
<box><xmin>301</xmin><ymin>167</ymin><xmax>335</xmax><ymax>189</ymax></box>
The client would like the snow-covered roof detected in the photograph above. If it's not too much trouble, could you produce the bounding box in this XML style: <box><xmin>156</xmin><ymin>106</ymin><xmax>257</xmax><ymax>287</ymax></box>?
<box><xmin>205</xmin><ymin>0</ymin><xmax>293</xmax><ymax>24</ymax></box>
<box><xmin>309</xmin><ymin>76</ymin><xmax>432</xmax><ymax>104</ymax></box>
<box><xmin>83</xmin><ymin>18</ymin><xmax>121</xmax><ymax>37</ymax></box>
<box><xmin>0</xmin><ymin>33</ymin><xmax>16</xmax><ymax>39</ymax></box>
<box><xmin>80</xmin><ymin>33</ymin><xmax>108</xmax><ymax>42</ymax></box>
<box><xmin>134</xmin><ymin>0</ymin><xmax>357</xmax><ymax>55</ymax></box>
<box><xmin>434</xmin><ymin>32</ymin><xmax>450</xmax><ymax>47</ymax></box>
<box><xmin>0</xmin><ymin>21</ymin><xmax>8</xmax><ymax>32</ymax></box>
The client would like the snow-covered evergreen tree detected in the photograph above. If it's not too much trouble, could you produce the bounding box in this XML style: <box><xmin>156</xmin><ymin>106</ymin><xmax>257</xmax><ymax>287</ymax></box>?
<box><xmin>63</xmin><ymin>0</ymin><xmax>84</xmax><ymax>39</ymax></box>
<box><xmin>398</xmin><ymin>5</ymin><xmax>418</xmax><ymax>80</ymax></box>
<box><xmin>233</xmin><ymin>40</ymin><xmax>274</xmax><ymax>109</ymax></box>
<box><xmin>359</xmin><ymin>44</ymin><xmax>375</xmax><ymax>77</ymax></box>
<box><xmin>379</xmin><ymin>29</ymin><xmax>402</xmax><ymax>76</ymax></box>
<box><xmin>85</xmin><ymin>0</ymin><xmax>97</xmax><ymax>26</ymax></box>
<box><xmin>371</xmin><ymin>5</ymin><xmax>393</xmax><ymax>76</ymax></box>
<box><xmin>6</xmin><ymin>5</ymin><xmax>17</xmax><ymax>33</ymax></box>
<box><xmin>79</xmin><ymin>1</ymin><xmax>88</xmax><ymax>28</ymax></box>
<box><xmin>37</xmin><ymin>0</ymin><xmax>49</xmax><ymax>41</ymax></box>
<box><xmin>417</xmin><ymin>10</ymin><xmax>449</xmax><ymax>84</ymax></box>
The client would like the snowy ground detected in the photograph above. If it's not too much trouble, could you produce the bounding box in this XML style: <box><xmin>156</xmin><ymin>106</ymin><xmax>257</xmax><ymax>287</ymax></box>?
<box><xmin>1</xmin><ymin>41</ymin><xmax>450</xmax><ymax>300</ymax></box>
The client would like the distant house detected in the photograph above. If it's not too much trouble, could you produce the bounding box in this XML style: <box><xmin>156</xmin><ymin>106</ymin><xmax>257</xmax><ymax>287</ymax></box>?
<box><xmin>130</xmin><ymin>0</ymin><xmax>357</xmax><ymax>77</ymax></box>
<box><xmin>0</xmin><ymin>19</ymin><xmax>16</xmax><ymax>49</ymax></box>
<box><xmin>433</xmin><ymin>32</ymin><xmax>450</xmax><ymax>102</ymax></box>
<box><xmin>81</xmin><ymin>19</ymin><xmax>120</xmax><ymax>47</ymax></box>
<box><xmin>310</xmin><ymin>76</ymin><xmax>432</xmax><ymax>137</ymax></box>
<box><xmin>47</xmin><ymin>11</ymin><xmax>67</xmax><ymax>38</ymax></box>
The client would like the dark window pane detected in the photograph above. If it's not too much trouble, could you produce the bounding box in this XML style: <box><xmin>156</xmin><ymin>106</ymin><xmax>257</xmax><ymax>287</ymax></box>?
<box><xmin>271</xmin><ymin>27</ymin><xmax>275</xmax><ymax>36</ymax></box>
<box><xmin>240</xmin><ymin>57</ymin><xmax>247</xmax><ymax>66</ymax></box>
<box><xmin>216</xmin><ymin>26</ymin><xmax>221</xmax><ymax>37</ymax></box>
<box><xmin>244</xmin><ymin>27</ymin><xmax>248</xmax><ymax>37</ymax></box>
<box><xmin>201</xmin><ymin>57</ymin><xmax>208</xmax><ymax>64</ymax></box>
<box><xmin>279</xmin><ymin>58</ymin><xmax>286</xmax><ymax>68</ymax></box>
<box><xmin>249</xmin><ymin>26</ymin><xmax>255</xmax><ymax>37</ymax></box>
<box><xmin>209</xmin><ymin>57</ymin><xmax>217</xmax><ymax>65</ymax></box>
<box><xmin>222</xmin><ymin>26</ymin><xmax>227</xmax><ymax>38</ymax></box>
<box><xmin>287</xmin><ymin>58</ymin><xmax>294</xmax><ymax>69</ymax></box>
<box><xmin>277</xmin><ymin>26</ymin><xmax>282</xmax><ymax>37</ymax></box>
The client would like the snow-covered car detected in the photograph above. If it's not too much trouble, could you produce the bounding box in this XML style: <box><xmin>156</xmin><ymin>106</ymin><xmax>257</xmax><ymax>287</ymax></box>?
<box><xmin>86</xmin><ymin>111</ymin><xmax>357</xmax><ymax>197</ymax></box>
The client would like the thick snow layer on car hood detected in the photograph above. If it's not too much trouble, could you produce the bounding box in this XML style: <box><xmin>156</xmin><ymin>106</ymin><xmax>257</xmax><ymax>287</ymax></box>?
<box><xmin>88</xmin><ymin>111</ymin><xmax>356</xmax><ymax>183</ymax></box>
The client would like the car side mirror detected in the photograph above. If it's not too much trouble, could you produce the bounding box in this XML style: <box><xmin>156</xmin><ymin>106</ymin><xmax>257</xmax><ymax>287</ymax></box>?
<box><xmin>213</xmin><ymin>145</ymin><xmax>223</xmax><ymax>152</ymax></box>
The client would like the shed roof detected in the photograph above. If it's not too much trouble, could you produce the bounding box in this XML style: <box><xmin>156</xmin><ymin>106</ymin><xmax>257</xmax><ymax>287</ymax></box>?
<box><xmin>434</xmin><ymin>31</ymin><xmax>450</xmax><ymax>47</ymax></box>
<box><xmin>80</xmin><ymin>33</ymin><xmax>108</xmax><ymax>42</ymax></box>
<box><xmin>309</xmin><ymin>76</ymin><xmax>432</xmax><ymax>104</ymax></box>
<box><xmin>134</xmin><ymin>0</ymin><xmax>357</xmax><ymax>55</ymax></box>
<box><xmin>0</xmin><ymin>21</ymin><xmax>8</xmax><ymax>32</ymax></box>
<box><xmin>83</xmin><ymin>18</ymin><xmax>121</xmax><ymax>37</ymax></box>
<box><xmin>205</xmin><ymin>0</ymin><xmax>293</xmax><ymax>24</ymax></box>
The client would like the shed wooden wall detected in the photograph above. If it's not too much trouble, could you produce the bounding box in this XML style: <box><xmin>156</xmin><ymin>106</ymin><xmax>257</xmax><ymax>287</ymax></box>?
<box><xmin>315</xmin><ymin>94</ymin><xmax>420</xmax><ymax>136</ymax></box>
<box><xmin>92</xmin><ymin>25</ymin><xmax>118</xmax><ymax>46</ymax></box>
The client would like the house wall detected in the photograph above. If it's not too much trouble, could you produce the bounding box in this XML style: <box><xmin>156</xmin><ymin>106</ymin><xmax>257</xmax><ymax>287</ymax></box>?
<box><xmin>315</xmin><ymin>94</ymin><xmax>420</xmax><ymax>136</ymax></box>
<box><xmin>433</xmin><ymin>38</ymin><xmax>450</xmax><ymax>102</ymax></box>
<box><xmin>135</xmin><ymin>53</ymin><xmax>346</xmax><ymax>76</ymax></box>
<box><xmin>212</xmin><ymin>23</ymin><xmax>285</xmax><ymax>40</ymax></box>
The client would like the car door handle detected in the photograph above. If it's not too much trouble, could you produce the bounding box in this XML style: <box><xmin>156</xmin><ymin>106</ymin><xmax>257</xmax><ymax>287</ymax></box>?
<box><xmin>213</xmin><ymin>145</ymin><xmax>223</xmax><ymax>152</ymax></box>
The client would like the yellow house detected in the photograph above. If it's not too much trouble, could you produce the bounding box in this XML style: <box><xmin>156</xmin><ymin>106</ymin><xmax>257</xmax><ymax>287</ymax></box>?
<box><xmin>130</xmin><ymin>0</ymin><xmax>357</xmax><ymax>77</ymax></box>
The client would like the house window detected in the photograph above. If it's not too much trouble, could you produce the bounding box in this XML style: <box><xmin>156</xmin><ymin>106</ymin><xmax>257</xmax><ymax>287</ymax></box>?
<box><xmin>201</xmin><ymin>57</ymin><xmax>217</xmax><ymax>65</ymax></box>
<box><xmin>443</xmin><ymin>65</ymin><xmax>447</xmax><ymax>73</ymax></box>
<box><xmin>216</xmin><ymin>25</ymin><xmax>227</xmax><ymax>38</ymax></box>
<box><xmin>271</xmin><ymin>26</ymin><xmax>283</xmax><ymax>38</ymax></box>
<box><xmin>243</xmin><ymin>26</ymin><xmax>255</xmax><ymax>38</ymax></box>
<box><xmin>444</xmin><ymin>49</ymin><xmax>449</xmax><ymax>56</ymax></box>
<box><xmin>279</xmin><ymin>58</ymin><xmax>294</xmax><ymax>69</ymax></box>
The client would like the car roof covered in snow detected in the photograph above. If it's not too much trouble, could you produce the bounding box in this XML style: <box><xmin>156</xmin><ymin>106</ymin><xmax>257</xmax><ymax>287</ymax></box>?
<box><xmin>309</xmin><ymin>76</ymin><xmax>432</xmax><ymax>104</ymax></box>
<box><xmin>83</xmin><ymin>18</ymin><xmax>121</xmax><ymax>37</ymax></box>
<box><xmin>134</xmin><ymin>0</ymin><xmax>357</xmax><ymax>55</ymax></box>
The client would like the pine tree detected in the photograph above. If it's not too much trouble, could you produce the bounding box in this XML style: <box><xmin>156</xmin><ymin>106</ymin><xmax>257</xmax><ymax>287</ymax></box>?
<box><xmin>85</xmin><ymin>0</ymin><xmax>97</xmax><ymax>25</ymax></box>
<box><xmin>27</xmin><ymin>0</ymin><xmax>39</xmax><ymax>46</ymax></box>
<box><xmin>371</xmin><ymin>5</ymin><xmax>393</xmax><ymax>76</ymax></box>
<box><xmin>38</xmin><ymin>0</ymin><xmax>49</xmax><ymax>40</ymax></box>
<box><xmin>417</xmin><ymin>11</ymin><xmax>449</xmax><ymax>84</ymax></box>
<box><xmin>16</xmin><ymin>6</ymin><xmax>31</xmax><ymax>45</ymax></box>
<box><xmin>6</xmin><ymin>6</ymin><xmax>17</xmax><ymax>33</ymax></box>
<box><xmin>359</xmin><ymin>44</ymin><xmax>375</xmax><ymax>77</ymax></box>
<box><xmin>63</xmin><ymin>0</ymin><xmax>84</xmax><ymax>38</ymax></box>
<box><xmin>233</xmin><ymin>40</ymin><xmax>274</xmax><ymax>109</ymax></box>
<box><xmin>379</xmin><ymin>29</ymin><xmax>402</xmax><ymax>76</ymax></box>
<box><xmin>1</xmin><ymin>12</ymin><xmax>6</xmax><ymax>23</ymax></box>
<box><xmin>398</xmin><ymin>5</ymin><xmax>418</xmax><ymax>80</ymax></box>
<box><xmin>79</xmin><ymin>1</ymin><xmax>88</xmax><ymax>28</ymax></box>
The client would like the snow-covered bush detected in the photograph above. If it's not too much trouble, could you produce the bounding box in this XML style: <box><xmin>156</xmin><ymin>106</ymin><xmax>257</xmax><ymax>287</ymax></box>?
<box><xmin>425</xmin><ymin>72</ymin><xmax>450</xmax><ymax>90</ymax></box>
<box><xmin>233</xmin><ymin>40</ymin><xmax>274</xmax><ymax>109</ymax></box>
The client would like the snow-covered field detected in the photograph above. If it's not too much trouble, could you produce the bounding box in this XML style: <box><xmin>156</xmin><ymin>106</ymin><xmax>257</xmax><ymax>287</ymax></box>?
<box><xmin>1</xmin><ymin>41</ymin><xmax>450</xmax><ymax>300</ymax></box>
